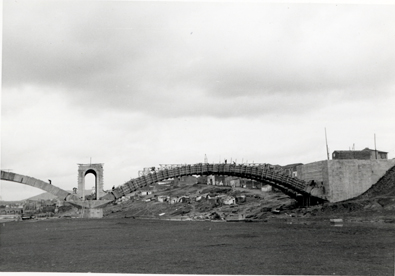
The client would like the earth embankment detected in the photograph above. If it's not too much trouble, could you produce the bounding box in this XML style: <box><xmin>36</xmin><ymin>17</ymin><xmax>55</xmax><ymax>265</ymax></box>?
<box><xmin>310</xmin><ymin>164</ymin><xmax>395</xmax><ymax>222</ymax></box>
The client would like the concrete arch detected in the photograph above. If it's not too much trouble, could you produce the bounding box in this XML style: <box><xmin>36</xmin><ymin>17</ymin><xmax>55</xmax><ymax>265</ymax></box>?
<box><xmin>0</xmin><ymin>170</ymin><xmax>111</xmax><ymax>208</ymax></box>
<box><xmin>77</xmin><ymin>164</ymin><xmax>105</xmax><ymax>200</ymax></box>
<box><xmin>103</xmin><ymin>163</ymin><xmax>327</xmax><ymax>204</ymax></box>
<box><xmin>85</xmin><ymin>169</ymin><xmax>97</xmax><ymax>176</ymax></box>
<box><xmin>0</xmin><ymin>170</ymin><xmax>77</xmax><ymax>201</ymax></box>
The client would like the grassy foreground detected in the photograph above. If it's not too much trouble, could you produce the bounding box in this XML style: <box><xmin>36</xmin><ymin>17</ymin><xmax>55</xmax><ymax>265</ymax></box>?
<box><xmin>0</xmin><ymin>217</ymin><xmax>394</xmax><ymax>275</ymax></box>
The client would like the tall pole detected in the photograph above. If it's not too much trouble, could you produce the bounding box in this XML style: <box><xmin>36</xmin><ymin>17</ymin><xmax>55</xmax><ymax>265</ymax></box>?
<box><xmin>374</xmin><ymin>133</ymin><xmax>377</xmax><ymax>159</ymax></box>
<box><xmin>325</xmin><ymin>128</ymin><xmax>330</xmax><ymax>160</ymax></box>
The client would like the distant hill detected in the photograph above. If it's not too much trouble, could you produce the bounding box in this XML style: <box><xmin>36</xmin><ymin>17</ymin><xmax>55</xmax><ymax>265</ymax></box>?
<box><xmin>0</xmin><ymin>200</ymin><xmax>24</xmax><ymax>205</ymax></box>
<box><xmin>26</xmin><ymin>192</ymin><xmax>60</xmax><ymax>201</ymax></box>
<box><xmin>25</xmin><ymin>190</ymin><xmax>92</xmax><ymax>201</ymax></box>
<box><xmin>0</xmin><ymin>189</ymin><xmax>103</xmax><ymax>205</ymax></box>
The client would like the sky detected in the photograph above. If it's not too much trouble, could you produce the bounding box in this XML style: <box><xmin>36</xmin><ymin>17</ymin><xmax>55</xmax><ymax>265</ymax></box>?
<box><xmin>1</xmin><ymin>0</ymin><xmax>395</xmax><ymax>201</ymax></box>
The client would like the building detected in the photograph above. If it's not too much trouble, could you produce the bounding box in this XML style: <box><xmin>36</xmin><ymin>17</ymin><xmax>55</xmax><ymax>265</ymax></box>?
<box><xmin>332</xmin><ymin>148</ymin><xmax>388</xmax><ymax>160</ymax></box>
<box><xmin>0</xmin><ymin>205</ymin><xmax>23</xmax><ymax>214</ymax></box>
<box><xmin>157</xmin><ymin>195</ymin><xmax>168</xmax><ymax>202</ymax></box>
<box><xmin>282</xmin><ymin>163</ymin><xmax>303</xmax><ymax>177</ymax></box>
<box><xmin>140</xmin><ymin>190</ymin><xmax>152</xmax><ymax>196</ymax></box>
<box><xmin>221</xmin><ymin>196</ymin><xmax>236</xmax><ymax>205</ymax></box>
<box><xmin>261</xmin><ymin>185</ymin><xmax>272</xmax><ymax>192</ymax></box>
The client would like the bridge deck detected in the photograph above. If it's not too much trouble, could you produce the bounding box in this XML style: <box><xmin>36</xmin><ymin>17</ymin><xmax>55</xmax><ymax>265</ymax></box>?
<box><xmin>105</xmin><ymin>163</ymin><xmax>326</xmax><ymax>205</ymax></box>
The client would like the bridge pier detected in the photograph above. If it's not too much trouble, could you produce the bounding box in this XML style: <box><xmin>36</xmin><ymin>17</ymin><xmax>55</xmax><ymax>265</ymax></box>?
<box><xmin>77</xmin><ymin>163</ymin><xmax>105</xmax><ymax>200</ymax></box>
<box><xmin>296</xmin><ymin>194</ymin><xmax>312</xmax><ymax>207</ymax></box>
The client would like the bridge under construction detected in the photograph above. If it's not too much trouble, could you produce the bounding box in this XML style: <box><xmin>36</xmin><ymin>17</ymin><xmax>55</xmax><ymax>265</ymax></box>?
<box><xmin>1</xmin><ymin>162</ymin><xmax>326</xmax><ymax>209</ymax></box>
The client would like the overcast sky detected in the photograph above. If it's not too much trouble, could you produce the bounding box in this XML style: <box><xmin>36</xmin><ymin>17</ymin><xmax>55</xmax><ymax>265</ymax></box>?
<box><xmin>1</xmin><ymin>0</ymin><xmax>395</xmax><ymax>200</ymax></box>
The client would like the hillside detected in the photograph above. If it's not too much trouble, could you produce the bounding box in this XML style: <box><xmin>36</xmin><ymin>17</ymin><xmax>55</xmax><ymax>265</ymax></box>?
<box><xmin>104</xmin><ymin>183</ymin><xmax>296</xmax><ymax>221</ymax></box>
<box><xmin>24</xmin><ymin>189</ymin><xmax>92</xmax><ymax>201</ymax></box>
<box><xmin>104</xmin><ymin>165</ymin><xmax>395</xmax><ymax>223</ymax></box>
<box><xmin>0</xmin><ymin>200</ymin><xmax>24</xmax><ymax>205</ymax></box>
<box><xmin>26</xmin><ymin>192</ymin><xmax>60</xmax><ymax>201</ymax></box>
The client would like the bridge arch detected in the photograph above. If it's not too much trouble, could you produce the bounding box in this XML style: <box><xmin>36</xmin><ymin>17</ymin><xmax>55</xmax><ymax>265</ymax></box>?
<box><xmin>77</xmin><ymin>164</ymin><xmax>105</xmax><ymax>200</ymax></box>
<box><xmin>0</xmin><ymin>170</ymin><xmax>76</xmax><ymax>201</ymax></box>
<box><xmin>103</xmin><ymin>163</ymin><xmax>326</xmax><ymax>205</ymax></box>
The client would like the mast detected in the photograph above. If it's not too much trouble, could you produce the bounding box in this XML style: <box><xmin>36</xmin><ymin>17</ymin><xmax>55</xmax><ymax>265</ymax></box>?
<box><xmin>325</xmin><ymin>128</ymin><xmax>330</xmax><ymax>160</ymax></box>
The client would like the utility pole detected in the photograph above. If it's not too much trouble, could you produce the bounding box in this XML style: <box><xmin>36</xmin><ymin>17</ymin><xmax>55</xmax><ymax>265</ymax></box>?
<box><xmin>374</xmin><ymin>134</ymin><xmax>377</xmax><ymax>159</ymax></box>
<box><xmin>325</xmin><ymin>128</ymin><xmax>330</xmax><ymax>160</ymax></box>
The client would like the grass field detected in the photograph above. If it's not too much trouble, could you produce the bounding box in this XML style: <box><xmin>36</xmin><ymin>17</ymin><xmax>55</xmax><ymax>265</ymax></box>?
<box><xmin>0</xmin><ymin>217</ymin><xmax>394</xmax><ymax>275</ymax></box>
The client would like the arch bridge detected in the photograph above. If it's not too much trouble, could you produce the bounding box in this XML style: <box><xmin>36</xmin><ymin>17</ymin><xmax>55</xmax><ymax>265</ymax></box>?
<box><xmin>103</xmin><ymin>163</ymin><xmax>326</xmax><ymax>206</ymax></box>
<box><xmin>1</xmin><ymin>163</ymin><xmax>327</xmax><ymax>208</ymax></box>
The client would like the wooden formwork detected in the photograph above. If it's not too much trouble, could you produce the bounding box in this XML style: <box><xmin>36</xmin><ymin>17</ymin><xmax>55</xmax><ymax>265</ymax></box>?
<box><xmin>202</xmin><ymin>163</ymin><xmax>209</xmax><ymax>174</ymax></box>
<box><xmin>174</xmin><ymin>166</ymin><xmax>181</xmax><ymax>177</ymax></box>
<box><xmin>112</xmin><ymin>189</ymin><xmax>122</xmax><ymax>199</ymax></box>
<box><xmin>162</xmin><ymin>169</ymin><xmax>169</xmax><ymax>179</ymax></box>
<box><xmin>217</xmin><ymin>164</ymin><xmax>225</xmax><ymax>173</ymax></box>
<box><xmin>212</xmin><ymin>164</ymin><xmax>219</xmax><ymax>173</ymax></box>
<box><xmin>241</xmin><ymin>165</ymin><xmax>247</xmax><ymax>175</ymax></box>
<box><xmin>124</xmin><ymin>181</ymin><xmax>133</xmax><ymax>193</ymax></box>
<box><xmin>191</xmin><ymin>164</ymin><xmax>198</xmax><ymax>174</ymax></box>
<box><xmin>146</xmin><ymin>173</ymin><xmax>153</xmax><ymax>183</ymax></box>
<box><xmin>136</xmin><ymin>177</ymin><xmax>144</xmax><ymax>187</ymax></box>
<box><xmin>122</xmin><ymin>183</ymin><xmax>131</xmax><ymax>194</ymax></box>
<box><xmin>151</xmin><ymin>172</ymin><xmax>158</xmax><ymax>182</ymax></box>
<box><xmin>250</xmin><ymin>166</ymin><xmax>258</xmax><ymax>176</ymax></box>
<box><xmin>157</xmin><ymin>170</ymin><xmax>165</xmax><ymax>180</ymax></box>
<box><xmin>167</xmin><ymin>168</ymin><xmax>175</xmax><ymax>178</ymax></box>
<box><xmin>195</xmin><ymin>163</ymin><xmax>203</xmax><ymax>174</ymax></box>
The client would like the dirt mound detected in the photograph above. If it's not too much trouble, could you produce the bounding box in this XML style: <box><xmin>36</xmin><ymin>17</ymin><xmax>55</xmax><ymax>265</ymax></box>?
<box><xmin>307</xmin><ymin>165</ymin><xmax>395</xmax><ymax>220</ymax></box>
<box><xmin>358</xmin><ymin>165</ymin><xmax>395</xmax><ymax>199</ymax></box>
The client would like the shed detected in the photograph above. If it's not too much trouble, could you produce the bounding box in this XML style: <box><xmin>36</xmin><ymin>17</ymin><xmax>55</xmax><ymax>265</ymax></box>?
<box><xmin>222</xmin><ymin>196</ymin><xmax>236</xmax><ymax>205</ymax></box>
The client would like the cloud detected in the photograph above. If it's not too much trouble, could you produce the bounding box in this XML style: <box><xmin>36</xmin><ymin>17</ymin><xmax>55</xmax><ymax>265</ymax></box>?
<box><xmin>2</xmin><ymin>1</ymin><xmax>395</xmax><ymax>200</ymax></box>
<box><xmin>4</xmin><ymin>2</ymin><xmax>395</xmax><ymax>119</ymax></box>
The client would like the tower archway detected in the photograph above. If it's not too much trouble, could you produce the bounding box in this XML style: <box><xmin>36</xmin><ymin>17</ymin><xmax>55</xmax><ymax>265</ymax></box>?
<box><xmin>77</xmin><ymin>163</ymin><xmax>105</xmax><ymax>200</ymax></box>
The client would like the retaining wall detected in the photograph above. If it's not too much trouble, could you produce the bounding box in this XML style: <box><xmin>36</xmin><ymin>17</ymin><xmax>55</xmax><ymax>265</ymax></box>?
<box><xmin>297</xmin><ymin>159</ymin><xmax>395</xmax><ymax>202</ymax></box>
